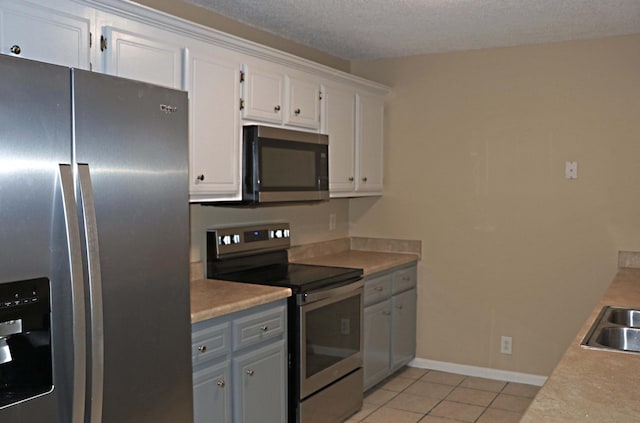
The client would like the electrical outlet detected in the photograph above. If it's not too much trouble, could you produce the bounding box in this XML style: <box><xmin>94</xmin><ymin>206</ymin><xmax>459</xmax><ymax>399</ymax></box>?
<box><xmin>500</xmin><ymin>336</ymin><xmax>513</xmax><ymax>355</ymax></box>
<box><xmin>340</xmin><ymin>318</ymin><xmax>350</xmax><ymax>335</ymax></box>
<box><xmin>329</xmin><ymin>213</ymin><xmax>336</xmax><ymax>231</ymax></box>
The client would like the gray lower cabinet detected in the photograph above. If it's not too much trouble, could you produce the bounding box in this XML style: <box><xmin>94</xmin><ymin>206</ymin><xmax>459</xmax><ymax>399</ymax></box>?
<box><xmin>191</xmin><ymin>299</ymin><xmax>287</xmax><ymax>423</ymax></box>
<box><xmin>363</xmin><ymin>264</ymin><xmax>417</xmax><ymax>390</ymax></box>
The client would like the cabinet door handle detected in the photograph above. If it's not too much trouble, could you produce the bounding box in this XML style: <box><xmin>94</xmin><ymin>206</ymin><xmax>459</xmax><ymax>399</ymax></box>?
<box><xmin>396</xmin><ymin>305</ymin><xmax>404</xmax><ymax>310</ymax></box>
<box><xmin>294</xmin><ymin>108</ymin><xmax>301</xmax><ymax>116</ymax></box>
<box><xmin>246</xmin><ymin>369</ymin><xmax>255</xmax><ymax>376</ymax></box>
<box><xmin>374</xmin><ymin>286</ymin><xmax>384</xmax><ymax>292</ymax></box>
<box><xmin>197</xmin><ymin>345</ymin><xmax>207</xmax><ymax>353</ymax></box>
<box><xmin>382</xmin><ymin>310</ymin><xmax>391</xmax><ymax>316</ymax></box>
<box><xmin>348</xmin><ymin>177</ymin><xmax>354</xmax><ymax>182</ymax></box>
<box><xmin>260</xmin><ymin>325</ymin><xmax>268</xmax><ymax>332</ymax></box>
<box><xmin>362</xmin><ymin>177</ymin><xmax>368</xmax><ymax>182</ymax></box>
<box><xmin>274</xmin><ymin>105</ymin><xmax>281</xmax><ymax>112</ymax></box>
<box><xmin>196</xmin><ymin>174</ymin><xmax>205</xmax><ymax>182</ymax></box>
<box><xmin>217</xmin><ymin>380</ymin><xmax>225</xmax><ymax>388</ymax></box>
<box><xmin>10</xmin><ymin>45</ymin><xmax>21</xmax><ymax>55</ymax></box>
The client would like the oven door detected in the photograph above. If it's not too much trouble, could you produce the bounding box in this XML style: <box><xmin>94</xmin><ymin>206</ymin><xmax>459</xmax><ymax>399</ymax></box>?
<box><xmin>299</xmin><ymin>280</ymin><xmax>363</xmax><ymax>399</ymax></box>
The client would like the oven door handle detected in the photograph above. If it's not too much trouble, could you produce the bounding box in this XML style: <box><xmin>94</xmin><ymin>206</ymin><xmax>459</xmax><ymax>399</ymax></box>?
<box><xmin>301</xmin><ymin>278</ymin><xmax>363</xmax><ymax>304</ymax></box>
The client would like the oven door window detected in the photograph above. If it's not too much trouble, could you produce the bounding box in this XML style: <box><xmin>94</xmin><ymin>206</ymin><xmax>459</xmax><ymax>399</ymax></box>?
<box><xmin>258</xmin><ymin>139</ymin><xmax>327</xmax><ymax>191</ymax></box>
<box><xmin>304</xmin><ymin>293</ymin><xmax>361</xmax><ymax>378</ymax></box>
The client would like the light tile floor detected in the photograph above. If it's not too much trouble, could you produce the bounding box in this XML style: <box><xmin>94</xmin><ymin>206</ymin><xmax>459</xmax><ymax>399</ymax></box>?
<box><xmin>346</xmin><ymin>367</ymin><xmax>540</xmax><ymax>423</ymax></box>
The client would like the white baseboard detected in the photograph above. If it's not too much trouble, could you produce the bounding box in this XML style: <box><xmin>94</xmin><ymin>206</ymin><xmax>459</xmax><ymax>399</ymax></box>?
<box><xmin>409</xmin><ymin>357</ymin><xmax>547</xmax><ymax>387</ymax></box>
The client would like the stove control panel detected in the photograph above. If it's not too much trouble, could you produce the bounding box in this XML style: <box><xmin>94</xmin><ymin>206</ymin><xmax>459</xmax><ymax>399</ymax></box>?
<box><xmin>207</xmin><ymin>223</ymin><xmax>290</xmax><ymax>258</ymax></box>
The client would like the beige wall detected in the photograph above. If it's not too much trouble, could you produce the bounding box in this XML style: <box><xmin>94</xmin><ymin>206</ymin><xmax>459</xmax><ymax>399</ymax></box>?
<box><xmin>190</xmin><ymin>199</ymin><xmax>350</xmax><ymax>262</ymax></box>
<box><xmin>350</xmin><ymin>34</ymin><xmax>640</xmax><ymax>375</ymax></box>
<box><xmin>134</xmin><ymin>0</ymin><xmax>350</xmax><ymax>72</ymax></box>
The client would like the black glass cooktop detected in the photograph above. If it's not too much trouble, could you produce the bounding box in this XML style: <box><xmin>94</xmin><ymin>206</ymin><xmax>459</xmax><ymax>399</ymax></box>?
<box><xmin>207</xmin><ymin>251</ymin><xmax>362</xmax><ymax>294</ymax></box>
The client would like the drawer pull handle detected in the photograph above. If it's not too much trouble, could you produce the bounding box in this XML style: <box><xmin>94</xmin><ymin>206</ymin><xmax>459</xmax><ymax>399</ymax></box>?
<box><xmin>294</xmin><ymin>108</ymin><xmax>301</xmax><ymax>115</ymax></box>
<box><xmin>260</xmin><ymin>325</ymin><xmax>268</xmax><ymax>332</ymax></box>
<box><xmin>402</xmin><ymin>276</ymin><xmax>411</xmax><ymax>281</ymax></box>
<box><xmin>197</xmin><ymin>345</ymin><xmax>207</xmax><ymax>353</ymax></box>
<box><xmin>217</xmin><ymin>380</ymin><xmax>225</xmax><ymax>388</ymax></box>
<box><xmin>274</xmin><ymin>105</ymin><xmax>281</xmax><ymax>112</ymax></box>
<box><xmin>374</xmin><ymin>287</ymin><xmax>384</xmax><ymax>292</ymax></box>
<box><xmin>246</xmin><ymin>369</ymin><xmax>255</xmax><ymax>376</ymax></box>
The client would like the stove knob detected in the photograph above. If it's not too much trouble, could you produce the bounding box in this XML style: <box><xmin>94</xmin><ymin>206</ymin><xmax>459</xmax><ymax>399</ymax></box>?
<box><xmin>275</xmin><ymin>230</ymin><xmax>283</xmax><ymax>238</ymax></box>
<box><xmin>284</xmin><ymin>229</ymin><xmax>290</xmax><ymax>238</ymax></box>
<box><xmin>233</xmin><ymin>234</ymin><xmax>241</xmax><ymax>244</ymax></box>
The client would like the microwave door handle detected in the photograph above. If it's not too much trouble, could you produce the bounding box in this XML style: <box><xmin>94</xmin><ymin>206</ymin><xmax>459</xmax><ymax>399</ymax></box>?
<box><xmin>77</xmin><ymin>164</ymin><xmax>104</xmax><ymax>423</ymax></box>
<box><xmin>59</xmin><ymin>164</ymin><xmax>87</xmax><ymax>423</ymax></box>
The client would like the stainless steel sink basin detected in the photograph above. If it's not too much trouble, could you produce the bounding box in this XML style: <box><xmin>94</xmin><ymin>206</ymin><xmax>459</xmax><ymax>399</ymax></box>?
<box><xmin>581</xmin><ymin>306</ymin><xmax>640</xmax><ymax>354</ymax></box>
<box><xmin>607</xmin><ymin>308</ymin><xmax>640</xmax><ymax>328</ymax></box>
<box><xmin>596</xmin><ymin>327</ymin><xmax>640</xmax><ymax>352</ymax></box>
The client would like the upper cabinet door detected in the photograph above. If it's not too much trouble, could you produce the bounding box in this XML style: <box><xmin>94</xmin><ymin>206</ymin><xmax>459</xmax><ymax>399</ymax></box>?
<box><xmin>356</xmin><ymin>93</ymin><xmax>384</xmax><ymax>193</ymax></box>
<box><xmin>99</xmin><ymin>23</ymin><xmax>184</xmax><ymax>89</ymax></box>
<box><xmin>0</xmin><ymin>0</ymin><xmax>91</xmax><ymax>69</ymax></box>
<box><xmin>323</xmin><ymin>84</ymin><xmax>356</xmax><ymax>194</ymax></box>
<box><xmin>187</xmin><ymin>45</ymin><xmax>242</xmax><ymax>201</ymax></box>
<box><xmin>241</xmin><ymin>63</ymin><xmax>284</xmax><ymax>124</ymax></box>
<box><xmin>285</xmin><ymin>75</ymin><xmax>320</xmax><ymax>130</ymax></box>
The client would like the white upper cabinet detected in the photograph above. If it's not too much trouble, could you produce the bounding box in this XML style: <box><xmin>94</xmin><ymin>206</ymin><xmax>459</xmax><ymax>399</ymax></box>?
<box><xmin>0</xmin><ymin>0</ymin><xmax>91</xmax><ymax>69</ymax></box>
<box><xmin>0</xmin><ymin>0</ymin><xmax>389</xmax><ymax>201</ymax></box>
<box><xmin>96</xmin><ymin>13</ymin><xmax>185</xmax><ymax>89</ymax></box>
<box><xmin>241</xmin><ymin>63</ymin><xmax>284</xmax><ymax>124</ymax></box>
<box><xmin>187</xmin><ymin>44</ymin><xmax>242</xmax><ymax>201</ymax></box>
<box><xmin>323</xmin><ymin>83</ymin><xmax>356</xmax><ymax>194</ymax></box>
<box><xmin>356</xmin><ymin>93</ymin><xmax>384</xmax><ymax>194</ymax></box>
<box><xmin>285</xmin><ymin>75</ymin><xmax>321</xmax><ymax>130</ymax></box>
<box><xmin>241</xmin><ymin>61</ymin><xmax>321</xmax><ymax>131</ymax></box>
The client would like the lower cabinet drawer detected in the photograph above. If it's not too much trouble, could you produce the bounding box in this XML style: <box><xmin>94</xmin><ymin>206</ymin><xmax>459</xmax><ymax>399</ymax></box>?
<box><xmin>192</xmin><ymin>321</ymin><xmax>231</xmax><ymax>366</ymax></box>
<box><xmin>232</xmin><ymin>304</ymin><xmax>286</xmax><ymax>351</ymax></box>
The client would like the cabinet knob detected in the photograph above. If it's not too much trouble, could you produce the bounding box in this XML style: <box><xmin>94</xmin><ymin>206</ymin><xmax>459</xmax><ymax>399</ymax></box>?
<box><xmin>362</xmin><ymin>177</ymin><xmax>368</xmax><ymax>183</ymax></box>
<box><xmin>260</xmin><ymin>325</ymin><xmax>268</xmax><ymax>332</ymax></box>
<box><xmin>196</xmin><ymin>174</ymin><xmax>205</xmax><ymax>182</ymax></box>
<box><xmin>246</xmin><ymin>369</ymin><xmax>255</xmax><ymax>376</ymax></box>
<box><xmin>197</xmin><ymin>345</ymin><xmax>207</xmax><ymax>353</ymax></box>
<box><xmin>10</xmin><ymin>45</ymin><xmax>21</xmax><ymax>55</ymax></box>
<box><xmin>294</xmin><ymin>108</ymin><xmax>301</xmax><ymax>116</ymax></box>
<box><xmin>217</xmin><ymin>380</ymin><xmax>225</xmax><ymax>388</ymax></box>
<box><xmin>274</xmin><ymin>105</ymin><xmax>281</xmax><ymax>112</ymax></box>
<box><xmin>348</xmin><ymin>177</ymin><xmax>354</xmax><ymax>182</ymax></box>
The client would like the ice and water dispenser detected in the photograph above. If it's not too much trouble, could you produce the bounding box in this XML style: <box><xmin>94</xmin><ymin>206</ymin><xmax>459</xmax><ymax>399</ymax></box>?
<box><xmin>0</xmin><ymin>277</ymin><xmax>52</xmax><ymax>407</ymax></box>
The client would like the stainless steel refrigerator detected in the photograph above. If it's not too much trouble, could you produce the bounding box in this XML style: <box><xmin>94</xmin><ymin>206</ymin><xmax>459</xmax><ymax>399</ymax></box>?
<box><xmin>0</xmin><ymin>55</ymin><xmax>194</xmax><ymax>422</ymax></box>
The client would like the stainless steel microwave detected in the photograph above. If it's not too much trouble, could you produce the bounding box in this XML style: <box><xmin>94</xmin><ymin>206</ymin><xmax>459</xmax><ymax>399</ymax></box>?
<box><xmin>240</xmin><ymin>125</ymin><xmax>329</xmax><ymax>204</ymax></box>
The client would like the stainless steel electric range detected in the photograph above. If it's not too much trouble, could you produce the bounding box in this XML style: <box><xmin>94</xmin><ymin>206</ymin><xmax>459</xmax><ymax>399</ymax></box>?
<box><xmin>207</xmin><ymin>223</ymin><xmax>364</xmax><ymax>423</ymax></box>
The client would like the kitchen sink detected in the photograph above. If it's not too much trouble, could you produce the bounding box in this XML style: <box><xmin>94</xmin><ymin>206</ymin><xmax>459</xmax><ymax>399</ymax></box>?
<box><xmin>581</xmin><ymin>306</ymin><xmax>640</xmax><ymax>354</ymax></box>
<box><xmin>607</xmin><ymin>308</ymin><xmax>640</xmax><ymax>327</ymax></box>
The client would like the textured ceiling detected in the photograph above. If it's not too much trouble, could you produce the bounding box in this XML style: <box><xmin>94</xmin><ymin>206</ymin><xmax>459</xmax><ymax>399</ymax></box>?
<box><xmin>185</xmin><ymin>0</ymin><xmax>640</xmax><ymax>60</ymax></box>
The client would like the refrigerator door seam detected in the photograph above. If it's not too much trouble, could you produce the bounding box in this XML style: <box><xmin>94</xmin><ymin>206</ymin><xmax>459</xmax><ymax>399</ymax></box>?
<box><xmin>58</xmin><ymin>164</ymin><xmax>87</xmax><ymax>423</ymax></box>
<box><xmin>77</xmin><ymin>164</ymin><xmax>104</xmax><ymax>423</ymax></box>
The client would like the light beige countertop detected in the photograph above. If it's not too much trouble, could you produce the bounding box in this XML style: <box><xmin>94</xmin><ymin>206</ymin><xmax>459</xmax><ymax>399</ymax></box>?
<box><xmin>189</xmin><ymin>237</ymin><xmax>420</xmax><ymax>324</ymax></box>
<box><xmin>521</xmin><ymin>267</ymin><xmax>640</xmax><ymax>422</ymax></box>
<box><xmin>292</xmin><ymin>250</ymin><xmax>418</xmax><ymax>276</ymax></box>
<box><xmin>190</xmin><ymin>278</ymin><xmax>291</xmax><ymax>324</ymax></box>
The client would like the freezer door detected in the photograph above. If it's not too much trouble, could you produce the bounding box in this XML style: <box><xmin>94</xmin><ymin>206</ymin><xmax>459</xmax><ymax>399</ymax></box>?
<box><xmin>0</xmin><ymin>56</ymin><xmax>79</xmax><ymax>422</ymax></box>
<box><xmin>72</xmin><ymin>70</ymin><xmax>193</xmax><ymax>423</ymax></box>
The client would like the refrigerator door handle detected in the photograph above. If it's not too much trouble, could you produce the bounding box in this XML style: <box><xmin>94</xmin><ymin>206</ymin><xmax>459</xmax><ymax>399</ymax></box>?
<box><xmin>59</xmin><ymin>164</ymin><xmax>87</xmax><ymax>423</ymax></box>
<box><xmin>77</xmin><ymin>163</ymin><xmax>104</xmax><ymax>423</ymax></box>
